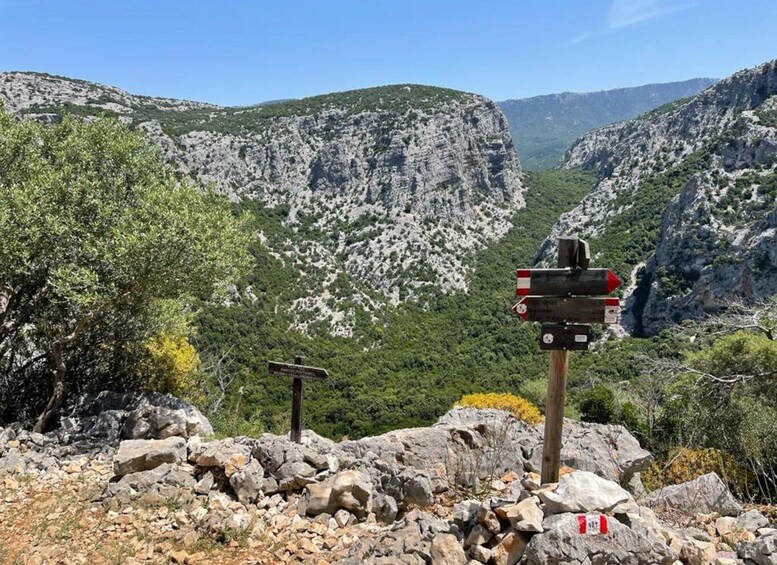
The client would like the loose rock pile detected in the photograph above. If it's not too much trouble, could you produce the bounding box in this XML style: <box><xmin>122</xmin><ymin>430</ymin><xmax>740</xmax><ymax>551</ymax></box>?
<box><xmin>1</xmin><ymin>395</ymin><xmax>775</xmax><ymax>564</ymax></box>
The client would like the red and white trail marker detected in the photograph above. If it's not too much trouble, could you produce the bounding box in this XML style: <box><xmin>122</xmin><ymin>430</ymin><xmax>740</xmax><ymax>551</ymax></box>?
<box><xmin>577</xmin><ymin>514</ymin><xmax>609</xmax><ymax>535</ymax></box>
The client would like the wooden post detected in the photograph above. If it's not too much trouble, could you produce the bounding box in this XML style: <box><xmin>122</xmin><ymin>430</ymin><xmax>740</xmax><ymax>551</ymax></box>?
<box><xmin>541</xmin><ymin>236</ymin><xmax>578</xmax><ymax>484</ymax></box>
<box><xmin>290</xmin><ymin>355</ymin><xmax>304</xmax><ymax>443</ymax></box>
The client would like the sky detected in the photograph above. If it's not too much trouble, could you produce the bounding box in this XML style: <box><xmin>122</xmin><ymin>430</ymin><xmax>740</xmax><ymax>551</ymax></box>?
<box><xmin>1</xmin><ymin>0</ymin><xmax>775</xmax><ymax>106</ymax></box>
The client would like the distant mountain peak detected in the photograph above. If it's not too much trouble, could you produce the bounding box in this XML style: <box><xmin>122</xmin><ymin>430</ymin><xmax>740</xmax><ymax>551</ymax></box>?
<box><xmin>499</xmin><ymin>78</ymin><xmax>718</xmax><ymax>170</ymax></box>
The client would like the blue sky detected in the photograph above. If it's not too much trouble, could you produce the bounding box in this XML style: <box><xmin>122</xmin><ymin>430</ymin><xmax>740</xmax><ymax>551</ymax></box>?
<box><xmin>1</xmin><ymin>0</ymin><xmax>775</xmax><ymax>105</ymax></box>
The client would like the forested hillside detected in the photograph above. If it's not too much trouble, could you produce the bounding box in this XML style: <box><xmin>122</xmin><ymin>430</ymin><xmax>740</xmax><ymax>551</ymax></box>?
<box><xmin>542</xmin><ymin>59</ymin><xmax>777</xmax><ymax>335</ymax></box>
<box><xmin>499</xmin><ymin>78</ymin><xmax>716</xmax><ymax>170</ymax></box>
<box><xmin>1</xmin><ymin>72</ymin><xmax>523</xmax><ymax>338</ymax></box>
<box><xmin>1</xmin><ymin>62</ymin><xmax>776</xmax><ymax>507</ymax></box>
<box><xmin>195</xmin><ymin>169</ymin><xmax>597</xmax><ymax>439</ymax></box>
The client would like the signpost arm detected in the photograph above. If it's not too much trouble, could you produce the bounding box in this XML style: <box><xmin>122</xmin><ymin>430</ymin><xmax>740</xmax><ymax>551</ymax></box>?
<box><xmin>290</xmin><ymin>355</ymin><xmax>304</xmax><ymax>443</ymax></box>
<box><xmin>541</xmin><ymin>237</ymin><xmax>578</xmax><ymax>484</ymax></box>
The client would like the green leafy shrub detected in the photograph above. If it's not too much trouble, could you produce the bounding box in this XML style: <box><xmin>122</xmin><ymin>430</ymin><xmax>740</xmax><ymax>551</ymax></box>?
<box><xmin>579</xmin><ymin>384</ymin><xmax>616</xmax><ymax>424</ymax></box>
<box><xmin>643</xmin><ymin>447</ymin><xmax>750</xmax><ymax>498</ymax></box>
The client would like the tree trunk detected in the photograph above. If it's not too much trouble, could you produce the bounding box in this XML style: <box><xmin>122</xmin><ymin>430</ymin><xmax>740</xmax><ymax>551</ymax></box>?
<box><xmin>33</xmin><ymin>341</ymin><xmax>66</xmax><ymax>433</ymax></box>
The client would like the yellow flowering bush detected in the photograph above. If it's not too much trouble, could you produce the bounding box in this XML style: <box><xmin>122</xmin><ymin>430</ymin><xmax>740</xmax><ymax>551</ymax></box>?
<box><xmin>456</xmin><ymin>392</ymin><xmax>543</xmax><ymax>425</ymax></box>
<box><xmin>142</xmin><ymin>332</ymin><xmax>200</xmax><ymax>397</ymax></box>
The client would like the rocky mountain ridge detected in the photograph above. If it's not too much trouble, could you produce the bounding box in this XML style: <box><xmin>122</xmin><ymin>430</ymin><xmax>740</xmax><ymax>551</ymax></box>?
<box><xmin>540</xmin><ymin>60</ymin><xmax>777</xmax><ymax>334</ymax></box>
<box><xmin>498</xmin><ymin>78</ymin><xmax>717</xmax><ymax>170</ymax></box>
<box><xmin>0</xmin><ymin>72</ymin><xmax>523</xmax><ymax>336</ymax></box>
<box><xmin>1</xmin><ymin>392</ymin><xmax>773</xmax><ymax>564</ymax></box>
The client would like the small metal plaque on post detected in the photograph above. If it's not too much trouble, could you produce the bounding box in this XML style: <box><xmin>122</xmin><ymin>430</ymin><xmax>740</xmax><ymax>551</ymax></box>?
<box><xmin>539</xmin><ymin>324</ymin><xmax>592</xmax><ymax>351</ymax></box>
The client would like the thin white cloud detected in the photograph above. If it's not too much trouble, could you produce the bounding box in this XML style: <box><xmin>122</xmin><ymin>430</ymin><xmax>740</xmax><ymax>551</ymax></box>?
<box><xmin>563</xmin><ymin>0</ymin><xmax>696</xmax><ymax>45</ymax></box>
<box><xmin>607</xmin><ymin>0</ymin><xmax>695</xmax><ymax>29</ymax></box>
<box><xmin>563</xmin><ymin>33</ymin><xmax>593</xmax><ymax>47</ymax></box>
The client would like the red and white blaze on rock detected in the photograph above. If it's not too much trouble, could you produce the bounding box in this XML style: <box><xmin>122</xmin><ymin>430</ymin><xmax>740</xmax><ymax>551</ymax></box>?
<box><xmin>577</xmin><ymin>514</ymin><xmax>609</xmax><ymax>535</ymax></box>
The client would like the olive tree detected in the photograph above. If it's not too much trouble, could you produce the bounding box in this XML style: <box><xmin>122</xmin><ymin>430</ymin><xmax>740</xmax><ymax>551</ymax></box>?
<box><xmin>0</xmin><ymin>109</ymin><xmax>251</xmax><ymax>431</ymax></box>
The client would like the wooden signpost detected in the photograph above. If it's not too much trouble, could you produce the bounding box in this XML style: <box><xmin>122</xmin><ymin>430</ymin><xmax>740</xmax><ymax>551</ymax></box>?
<box><xmin>512</xmin><ymin>236</ymin><xmax>622</xmax><ymax>484</ymax></box>
<box><xmin>268</xmin><ymin>356</ymin><xmax>329</xmax><ymax>443</ymax></box>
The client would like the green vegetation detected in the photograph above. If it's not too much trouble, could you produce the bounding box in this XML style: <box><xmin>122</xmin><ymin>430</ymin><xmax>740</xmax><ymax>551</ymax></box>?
<box><xmin>587</xmin><ymin>145</ymin><xmax>716</xmax><ymax>288</ymax></box>
<box><xmin>194</xmin><ymin>169</ymin><xmax>597</xmax><ymax>439</ymax></box>
<box><xmin>0</xmin><ymin>108</ymin><xmax>250</xmax><ymax>429</ymax></box>
<box><xmin>499</xmin><ymin>78</ymin><xmax>716</xmax><ymax>170</ymax></box>
<box><xmin>21</xmin><ymin>83</ymin><xmax>474</xmax><ymax>138</ymax></box>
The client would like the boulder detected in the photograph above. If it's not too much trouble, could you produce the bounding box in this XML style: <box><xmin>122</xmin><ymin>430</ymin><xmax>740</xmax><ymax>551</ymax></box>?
<box><xmin>193</xmin><ymin>438</ymin><xmax>252</xmax><ymax>469</ymax></box>
<box><xmin>330</xmin><ymin>470</ymin><xmax>374</xmax><ymax>518</ymax></box>
<box><xmin>492</xmin><ymin>530</ymin><xmax>529</xmax><ymax>565</ymax></box>
<box><xmin>194</xmin><ymin>471</ymin><xmax>215</xmax><ymax>495</ymax></box>
<box><xmin>116</xmin><ymin>462</ymin><xmax>196</xmax><ymax>491</ymax></box>
<box><xmin>529</xmin><ymin>418</ymin><xmax>653</xmax><ymax>485</ymax></box>
<box><xmin>379</xmin><ymin>466</ymin><xmax>435</xmax><ymax>509</ymax></box>
<box><xmin>680</xmin><ymin>538</ymin><xmax>718</xmax><ymax>565</ymax></box>
<box><xmin>113</xmin><ymin>437</ymin><xmax>186</xmax><ymax>475</ymax></box>
<box><xmin>299</xmin><ymin>481</ymin><xmax>336</xmax><ymax>516</ymax></box>
<box><xmin>299</xmin><ymin>470</ymin><xmax>373</xmax><ymax>519</ymax></box>
<box><xmin>229</xmin><ymin>458</ymin><xmax>264</xmax><ymax>505</ymax></box>
<box><xmin>642</xmin><ymin>473</ymin><xmax>742</xmax><ymax>517</ymax></box>
<box><xmin>344</xmin><ymin>408</ymin><xmax>536</xmax><ymax>492</ymax></box>
<box><xmin>738</xmin><ymin>531</ymin><xmax>777</xmax><ymax>565</ymax></box>
<box><xmin>475</xmin><ymin>505</ymin><xmax>501</xmax><ymax>534</ymax></box>
<box><xmin>494</xmin><ymin>497</ymin><xmax>544</xmax><ymax>532</ymax></box>
<box><xmin>275</xmin><ymin>460</ymin><xmax>316</xmax><ymax>490</ymax></box>
<box><xmin>469</xmin><ymin>544</ymin><xmax>492</xmax><ymax>564</ymax></box>
<box><xmin>431</xmin><ymin>533</ymin><xmax>467</xmax><ymax>565</ymax></box>
<box><xmin>71</xmin><ymin>391</ymin><xmax>212</xmax><ymax>440</ymax></box>
<box><xmin>524</xmin><ymin>513</ymin><xmax>675</xmax><ymax>565</ymax></box>
<box><xmin>373</xmin><ymin>493</ymin><xmax>398</xmax><ymax>524</ymax></box>
<box><xmin>538</xmin><ymin>470</ymin><xmax>632</xmax><ymax>514</ymax></box>
<box><xmin>738</xmin><ymin>509</ymin><xmax>769</xmax><ymax>533</ymax></box>
<box><xmin>452</xmin><ymin>499</ymin><xmax>480</xmax><ymax>530</ymax></box>
<box><xmin>464</xmin><ymin>524</ymin><xmax>493</xmax><ymax>548</ymax></box>
<box><xmin>716</xmin><ymin>516</ymin><xmax>739</xmax><ymax>537</ymax></box>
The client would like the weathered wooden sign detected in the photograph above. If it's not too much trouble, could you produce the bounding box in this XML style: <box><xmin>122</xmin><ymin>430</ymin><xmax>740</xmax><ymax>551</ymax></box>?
<box><xmin>515</xmin><ymin>268</ymin><xmax>621</xmax><ymax>297</ymax></box>
<box><xmin>268</xmin><ymin>356</ymin><xmax>329</xmax><ymax>443</ymax></box>
<box><xmin>268</xmin><ymin>361</ymin><xmax>329</xmax><ymax>380</ymax></box>
<box><xmin>512</xmin><ymin>296</ymin><xmax>621</xmax><ymax>325</ymax></box>
<box><xmin>512</xmin><ymin>235</ymin><xmax>622</xmax><ymax>485</ymax></box>
<box><xmin>539</xmin><ymin>324</ymin><xmax>592</xmax><ymax>351</ymax></box>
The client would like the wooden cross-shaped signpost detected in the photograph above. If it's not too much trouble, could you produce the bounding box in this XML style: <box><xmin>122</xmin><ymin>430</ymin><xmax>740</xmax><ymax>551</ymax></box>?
<box><xmin>268</xmin><ymin>356</ymin><xmax>329</xmax><ymax>443</ymax></box>
<box><xmin>512</xmin><ymin>236</ymin><xmax>622</xmax><ymax>484</ymax></box>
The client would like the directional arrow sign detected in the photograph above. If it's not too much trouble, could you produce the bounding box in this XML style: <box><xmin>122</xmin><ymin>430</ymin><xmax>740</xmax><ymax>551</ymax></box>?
<box><xmin>268</xmin><ymin>361</ymin><xmax>329</xmax><ymax>380</ymax></box>
<box><xmin>540</xmin><ymin>324</ymin><xmax>592</xmax><ymax>351</ymax></box>
<box><xmin>516</xmin><ymin>268</ymin><xmax>621</xmax><ymax>297</ymax></box>
<box><xmin>513</xmin><ymin>296</ymin><xmax>621</xmax><ymax>325</ymax></box>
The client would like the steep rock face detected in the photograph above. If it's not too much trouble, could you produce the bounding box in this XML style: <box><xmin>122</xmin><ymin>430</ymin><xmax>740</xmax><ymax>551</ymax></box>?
<box><xmin>540</xmin><ymin>60</ymin><xmax>777</xmax><ymax>334</ymax></box>
<box><xmin>1</xmin><ymin>73</ymin><xmax>523</xmax><ymax>335</ymax></box>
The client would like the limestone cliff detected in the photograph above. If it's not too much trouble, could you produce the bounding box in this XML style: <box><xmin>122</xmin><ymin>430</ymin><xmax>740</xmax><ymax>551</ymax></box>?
<box><xmin>1</xmin><ymin>72</ymin><xmax>523</xmax><ymax>335</ymax></box>
<box><xmin>540</xmin><ymin>60</ymin><xmax>777</xmax><ymax>334</ymax></box>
